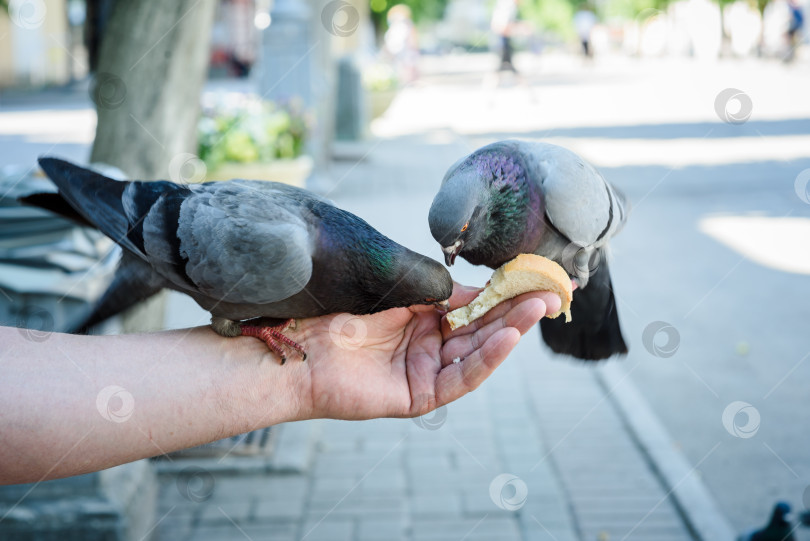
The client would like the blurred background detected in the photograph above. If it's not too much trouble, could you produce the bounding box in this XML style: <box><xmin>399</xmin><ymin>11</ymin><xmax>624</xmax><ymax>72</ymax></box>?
<box><xmin>1</xmin><ymin>0</ymin><xmax>809</xmax><ymax>540</ymax></box>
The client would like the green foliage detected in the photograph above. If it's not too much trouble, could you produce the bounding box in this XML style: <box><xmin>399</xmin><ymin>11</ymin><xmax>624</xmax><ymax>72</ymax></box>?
<box><xmin>603</xmin><ymin>0</ymin><xmax>671</xmax><ymax>19</ymax></box>
<box><xmin>198</xmin><ymin>96</ymin><xmax>311</xmax><ymax>170</ymax></box>
<box><xmin>370</xmin><ymin>0</ymin><xmax>449</xmax><ymax>26</ymax></box>
<box><xmin>362</xmin><ymin>63</ymin><xmax>398</xmax><ymax>92</ymax></box>
<box><xmin>520</xmin><ymin>0</ymin><xmax>575</xmax><ymax>39</ymax></box>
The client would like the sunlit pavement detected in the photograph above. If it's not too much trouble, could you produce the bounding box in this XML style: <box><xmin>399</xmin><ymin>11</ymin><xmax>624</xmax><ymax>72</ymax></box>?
<box><xmin>3</xmin><ymin>52</ymin><xmax>810</xmax><ymax>539</ymax></box>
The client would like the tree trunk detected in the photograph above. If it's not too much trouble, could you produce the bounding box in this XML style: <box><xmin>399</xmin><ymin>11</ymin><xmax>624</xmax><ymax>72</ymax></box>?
<box><xmin>90</xmin><ymin>0</ymin><xmax>218</xmax><ymax>179</ymax></box>
<box><xmin>89</xmin><ymin>0</ymin><xmax>217</xmax><ymax>332</ymax></box>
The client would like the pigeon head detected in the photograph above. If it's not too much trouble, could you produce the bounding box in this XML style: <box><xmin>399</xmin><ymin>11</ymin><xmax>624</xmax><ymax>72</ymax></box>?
<box><xmin>429</xmin><ymin>142</ymin><xmax>544</xmax><ymax>269</ymax></box>
<box><xmin>428</xmin><ymin>163</ymin><xmax>487</xmax><ymax>266</ymax></box>
<box><xmin>346</xmin><ymin>238</ymin><xmax>453</xmax><ymax>314</ymax></box>
<box><xmin>372</xmin><ymin>251</ymin><xmax>454</xmax><ymax>312</ymax></box>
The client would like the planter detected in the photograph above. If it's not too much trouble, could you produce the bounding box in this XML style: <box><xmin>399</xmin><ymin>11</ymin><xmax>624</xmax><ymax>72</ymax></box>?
<box><xmin>206</xmin><ymin>156</ymin><xmax>314</xmax><ymax>188</ymax></box>
<box><xmin>369</xmin><ymin>89</ymin><xmax>398</xmax><ymax>119</ymax></box>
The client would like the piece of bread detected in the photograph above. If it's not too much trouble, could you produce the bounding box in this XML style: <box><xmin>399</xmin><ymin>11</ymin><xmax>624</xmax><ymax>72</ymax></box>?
<box><xmin>446</xmin><ymin>254</ymin><xmax>573</xmax><ymax>331</ymax></box>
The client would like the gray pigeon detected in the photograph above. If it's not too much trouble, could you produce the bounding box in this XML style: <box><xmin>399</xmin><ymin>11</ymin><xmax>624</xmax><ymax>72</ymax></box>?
<box><xmin>428</xmin><ymin>140</ymin><xmax>627</xmax><ymax>361</ymax></box>
<box><xmin>25</xmin><ymin>158</ymin><xmax>453</xmax><ymax>363</ymax></box>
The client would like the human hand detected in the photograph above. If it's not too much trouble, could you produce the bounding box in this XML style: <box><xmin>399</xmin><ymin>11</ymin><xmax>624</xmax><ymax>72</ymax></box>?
<box><xmin>0</xmin><ymin>284</ymin><xmax>561</xmax><ymax>484</ymax></box>
<box><xmin>279</xmin><ymin>283</ymin><xmax>562</xmax><ymax>422</ymax></box>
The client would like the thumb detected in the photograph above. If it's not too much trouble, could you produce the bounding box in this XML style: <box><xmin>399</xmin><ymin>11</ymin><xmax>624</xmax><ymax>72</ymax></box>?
<box><xmin>448</xmin><ymin>282</ymin><xmax>483</xmax><ymax>310</ymax></box>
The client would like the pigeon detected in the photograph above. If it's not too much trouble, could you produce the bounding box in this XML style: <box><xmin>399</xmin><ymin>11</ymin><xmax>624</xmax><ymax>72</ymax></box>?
<box><xmin>25</xmin><ymin>158</ymin><xmax>453</xmax><ymax>363</ymax></box>
<box><xmin>428</xmin><ymin>140</ymin><xmax>627</xmax><ymax>361</ymax></box>
<box><xmin>738</xmin><ymin>502</ymin><xmax>796</xmax><ymax>541</ymax></box>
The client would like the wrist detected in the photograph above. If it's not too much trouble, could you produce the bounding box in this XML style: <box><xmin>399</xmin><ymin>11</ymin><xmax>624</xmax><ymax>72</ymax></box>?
<box><xmin>221</xmin><ymin>338</ymin><xmax>313</xmax><ymax>430</ymax></box>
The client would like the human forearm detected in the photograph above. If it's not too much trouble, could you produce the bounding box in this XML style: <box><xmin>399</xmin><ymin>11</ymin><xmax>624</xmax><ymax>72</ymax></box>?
<box><xmin>0</xmin><ymin>326</ymin><xmax>301</xmax><ymax>485</ymax></box>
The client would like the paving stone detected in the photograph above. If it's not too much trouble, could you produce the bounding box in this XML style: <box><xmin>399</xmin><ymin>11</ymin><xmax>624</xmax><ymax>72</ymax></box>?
<box><xmin>462</xmin><ymin>490</ymin><xmax>524</xmax><ymax>516</ymax></box>
<box><xmin>520</xmin><ymin>501</ymin><xmax>573</xmax><ymax>524</ymax></box>
<box><xmin>312</xmin><ymin>476</ymin><xmax>359</xmax><ymax>495</ymax></box>
<box><xmin>357</xmin><ymin>517</ymin><xmax>407</xmax><ymax>540</ymax></box>
<box><xmin>569</xmin><ymin>495</ymin><xmax>669</xmax><ymax>513</ymax></box>
<box><xmin>522</xmin><ymin>524</ymin><xmax>579</xmax><ymax>541</ymax></box>
<box><xmin>213</xmin><ymin>474</ymin><xmax>307</xmax><ymax>500</ymax></box>
<box><xmin>313</xmin><ymin>455</ymin><xmax>402</xmax><ymax>477</ymax></box>
<box><xmin>359</xmin><ymin>470</ymin><xmax>407</xmax><ymax>491</ymax></box>
<box><xmin>307</xmin><ymin>495</ymin><xmax>406</xmax><ymax>519</ymax></box>
<box><xmin>254</xmin><ymin>495</ymin><xmax>306</xmax><ymax>520</ymax></box>
<box><xmin>411</xmin><ymin>493</ymin><xmax>463</xmax><ymax>516</ymax></box>
<box><xmin>198</xmin><ymin>501</ymin><xmax>253</xmax><ymax>524</ymax></box>
<box><xmin>300</xmin><ymin>518</ymin><xmax>354</xmax><ymax>541</ymax></box>
<box><xmin>154</xmin><ymin>526</ymin><xmax>192</xmax><ymax>541</ymax></box>
<box><xmin>580</xmin><ymin>523</ymin><xmax>693</xmax><ymax>541</ymax></box>
<box><xmin>192</xmin><ymin>523</ymin><xmax>296</xmax><ymax>541</ymax></box>
<box><xmin>411</xmin><ymin>517</ymin><xmax>521</xmax><ymax>541</ymax></box>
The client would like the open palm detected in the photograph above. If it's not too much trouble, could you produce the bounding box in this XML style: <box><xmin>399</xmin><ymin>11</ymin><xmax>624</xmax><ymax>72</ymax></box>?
<box><xmin>282</xmin><ymin>284</ymin><xmax>561</xmax><ymax>422</ymax></box>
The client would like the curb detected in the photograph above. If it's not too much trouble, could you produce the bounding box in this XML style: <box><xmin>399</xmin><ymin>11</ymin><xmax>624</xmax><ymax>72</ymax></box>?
<box><xmin>595</xmin><ymin>362</ymin><xmax>738</xmax><ymax>541</ymax></box>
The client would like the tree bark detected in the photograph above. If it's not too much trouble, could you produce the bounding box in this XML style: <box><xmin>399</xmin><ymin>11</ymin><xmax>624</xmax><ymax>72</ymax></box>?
<box><xmin>89</xmin><ymin>0</ymin><xmax>217</xmax><ymax>332</ymax></box>
<box><xmin>90</xmin><ymin>0</ymin><xmax>218</xmax><ymax>179</ymax></box>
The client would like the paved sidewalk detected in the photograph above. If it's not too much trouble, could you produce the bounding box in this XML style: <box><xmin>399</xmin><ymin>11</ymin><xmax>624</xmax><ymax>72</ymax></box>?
<box><xmin>153</xmin><ymin>337</ymin><xmax>696</xmax><ymax>541</ymax></box>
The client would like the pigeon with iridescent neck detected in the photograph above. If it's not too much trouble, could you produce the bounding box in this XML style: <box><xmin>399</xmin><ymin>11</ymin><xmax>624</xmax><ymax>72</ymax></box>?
<box><xmin>25</xmin><ymin>158</ymin><xmax>453</xmax><ymax>363</ymax></box>
<box><xmin>429</xmin><ymin>140</ymin><xmax>628</xmax><ymax>361</ymax></box>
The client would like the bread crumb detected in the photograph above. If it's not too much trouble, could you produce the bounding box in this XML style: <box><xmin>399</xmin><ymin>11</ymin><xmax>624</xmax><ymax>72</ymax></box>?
<box><xmin>452</xmin><ymin>357</ymin><xmax>461</xmax><ymax>364</ymax></box>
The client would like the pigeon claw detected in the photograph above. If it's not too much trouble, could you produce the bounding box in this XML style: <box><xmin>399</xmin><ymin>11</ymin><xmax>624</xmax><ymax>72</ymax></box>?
<box><xmin>240</xmin><ymin>319</ymin><xmax>307</xmax><ymax>365</ymax></box>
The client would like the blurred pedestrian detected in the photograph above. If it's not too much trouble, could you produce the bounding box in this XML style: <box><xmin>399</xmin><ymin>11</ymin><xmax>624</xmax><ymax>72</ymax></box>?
<box><xmin>492</xmin><ymin>0</ymin><xmax>520</xmax><ymax>72</ymax></box>
<box><xmin>484</xmin><ymin>0</ymin><xmax>534</xmax><ymax>101</ymax></box>
<box><xmin>573</xmin><ymin>4</ymin><xmax>598</xmax><ymax>59</ymax></box>
<box><xmin>785</xmin><ymin>0</ymin><xmax>804</xmax><ymax>62</ymax></box>
<box><xmin>384</xmin><ymin>4</ymin><xmax>420</xmax><ymax>83</ymax></box>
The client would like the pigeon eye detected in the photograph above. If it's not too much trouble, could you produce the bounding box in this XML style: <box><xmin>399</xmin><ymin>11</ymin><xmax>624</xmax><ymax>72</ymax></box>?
<box><xmin>461</xmin><ymin>222</ymin><xmax>469</xmax><ymax>232</ymax></box>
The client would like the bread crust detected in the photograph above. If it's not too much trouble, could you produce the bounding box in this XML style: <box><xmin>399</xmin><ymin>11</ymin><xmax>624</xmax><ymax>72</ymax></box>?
<box><xmin>446</xmin><ymin>254</ymin><xmax>573</xmax><ymax>330</ymax></box>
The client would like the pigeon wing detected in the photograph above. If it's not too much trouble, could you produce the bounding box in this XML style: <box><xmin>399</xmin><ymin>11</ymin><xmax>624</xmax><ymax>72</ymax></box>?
<box><xmin>523</xmin><ymin>142</ymin><xmax>627</xmax><ymax>246</ymax></box>
<box><xmin>169</xmin><ymin>182</ymin><xmax>313</xmax><ymax>305</ymax></box>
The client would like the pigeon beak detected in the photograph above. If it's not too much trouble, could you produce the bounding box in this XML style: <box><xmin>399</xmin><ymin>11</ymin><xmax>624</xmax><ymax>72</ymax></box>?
<box><xmin>442</xmin><ymin>240</ymin><xmax>464</xmax><ymax>267</ymax></box>
<box><xmin>432</xmin><ymin>299</ymin><xmax>451</xmax><ymax>311</ymax></box>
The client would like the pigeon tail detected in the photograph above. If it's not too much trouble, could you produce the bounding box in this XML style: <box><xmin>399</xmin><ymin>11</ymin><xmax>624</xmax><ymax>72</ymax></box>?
<box><xmin>18</xmin><ymin>192</ymin><xmax>95</xmax><ymax>228</ymax></box>
<box><xmin>539</xmin><ymin>251</ymin><xmax>627</xmax><ymax>361</ymax></box>
<box><xmin>37</xmin><ymin>157</ymin><xmax>137</xmax><ymax>254</ymax></box>
<box><xmin>73</xmin><ymin>251</ymin><xmax>165</xmax><ymax>333</ymax></box>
